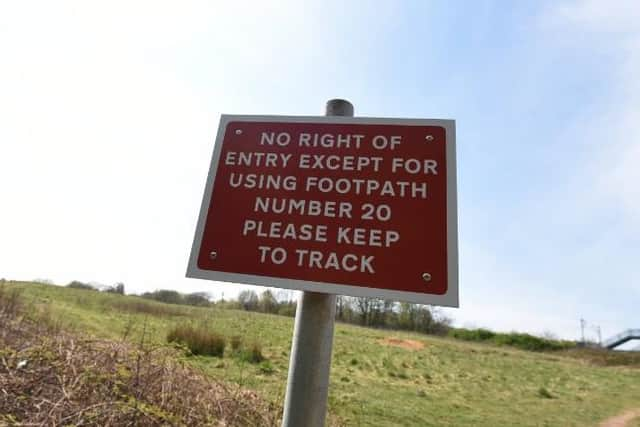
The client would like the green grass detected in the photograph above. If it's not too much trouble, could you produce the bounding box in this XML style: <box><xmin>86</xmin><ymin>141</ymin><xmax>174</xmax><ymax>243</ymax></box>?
<box><xmin>6</xmin><ymin>280</ymin><xmax>640</xmax><ymax>426</ymax></box>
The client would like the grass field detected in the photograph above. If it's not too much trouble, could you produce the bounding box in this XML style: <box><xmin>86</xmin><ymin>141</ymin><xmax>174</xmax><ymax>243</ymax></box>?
<box><xmin>3</xmin><ymin>280</ymin><xmax>640</xmax><ymax>426</ymax></box>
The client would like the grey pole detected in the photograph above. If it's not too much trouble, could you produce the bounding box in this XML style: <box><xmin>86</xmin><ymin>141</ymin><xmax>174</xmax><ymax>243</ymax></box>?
<box><xmin>281</xmin><ymin>99</ymin><xmax>354</xmax><ymax>427</ymax></box>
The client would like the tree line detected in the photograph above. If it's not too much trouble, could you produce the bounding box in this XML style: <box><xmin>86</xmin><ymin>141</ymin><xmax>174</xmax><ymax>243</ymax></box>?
<box><xmin>65</xmin><ymin>281</ymin><xmax>451</xmax><ymax>336</ymax></box>
<box><xmin>227</xmin><ymin>290</ymin><xmax>451</xmax><ymax>336</ymax></box>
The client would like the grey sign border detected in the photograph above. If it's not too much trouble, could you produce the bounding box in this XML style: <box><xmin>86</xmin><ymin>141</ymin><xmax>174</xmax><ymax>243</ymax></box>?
<box><xmin>186</xmin><ymin>114</ymin><xmax>458</xmax><ymax>307</ymax></box>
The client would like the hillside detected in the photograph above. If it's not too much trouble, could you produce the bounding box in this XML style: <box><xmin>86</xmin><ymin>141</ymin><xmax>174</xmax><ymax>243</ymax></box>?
<box><xmin>2</xmin><ymin>280</ymin><xmax>640</xmax><ymax>426</ymax></box>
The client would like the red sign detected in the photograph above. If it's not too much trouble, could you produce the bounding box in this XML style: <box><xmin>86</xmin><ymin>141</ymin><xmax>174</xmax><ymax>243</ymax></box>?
<box><xmin>187</xmin><ymin>115</ymin><xmax>458</xmax><ymax>307</ymax></box>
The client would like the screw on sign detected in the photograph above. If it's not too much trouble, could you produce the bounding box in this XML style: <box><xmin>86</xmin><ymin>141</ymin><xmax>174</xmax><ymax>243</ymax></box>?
<box><xmin>187</xmin><ymin>114</ymin><xmax>457</xmax><ymax>306</ymax></box>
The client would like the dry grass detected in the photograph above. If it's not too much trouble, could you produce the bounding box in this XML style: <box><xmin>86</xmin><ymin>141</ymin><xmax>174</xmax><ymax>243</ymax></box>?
<box><xmin>378</xmin><ymin>337</ymin><xmax>425</xmax><ymax>351</ymax></box>
<box><xmin>167</xmin><ymin>324</ymin><xmax>226</xmax><ymax>357</ymax></box>
<box><xmin>109</xmin><ymin>298</ymin><xmax>188</xmax><ymax>317</ymax></box>
<box><xmin>561</xmin><ymin>347</ymin><xmax>640</xmax><ymax>367</ymax></box>
<box><xmin>0</xmin><ymin>283</ymin><xmax>21</xmax><ymax>319</ymax></box>
<box><xmin>0</xmin><ymin>286</ymin><xmax>280</xmax><ymax>426</ymax></box>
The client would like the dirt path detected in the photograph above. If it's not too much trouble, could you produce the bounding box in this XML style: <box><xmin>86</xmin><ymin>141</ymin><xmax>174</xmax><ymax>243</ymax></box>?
<box><xmin>600</xmin><ymin>409</ymin><xmax>640</xmax><ymax>427</ymax></box>
<box><xmin>378</xmin><ymin>337</ymin><xmax>425</xmax><ymax>350</ymax></box>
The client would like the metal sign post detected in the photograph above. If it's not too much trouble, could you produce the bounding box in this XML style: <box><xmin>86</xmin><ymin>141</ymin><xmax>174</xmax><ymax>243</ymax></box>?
<box><xmin>281</xmin><ymin>99</ymin><xmax>353</xmax><ymax>427</ymax></box>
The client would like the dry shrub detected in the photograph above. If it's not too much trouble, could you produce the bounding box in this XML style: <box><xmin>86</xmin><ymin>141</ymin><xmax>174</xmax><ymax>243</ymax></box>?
<box><xmin>167</xmin><ymin>324</ymin><xmax>226</xmax><ymax>357</ymax></box>
<box><xmin>0</xmin><ymin>310</ymin><xmax>279</xmax><ymax>426</ymax></box>
<box><xmin>0</xmin><ymin>283</ymin><xmax>22</xmax><ymax>319</ymax></box>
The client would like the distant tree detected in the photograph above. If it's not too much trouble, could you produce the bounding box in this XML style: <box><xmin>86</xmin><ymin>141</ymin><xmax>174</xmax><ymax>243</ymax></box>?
<box><xmin>185</xmin><ymin>292</ymin><xmax>211</xmax><ymax>306</ymax></box>
<box><xmin>104</xmin><ymin>282</ymin><xmax>125</xmax><ymax>295</ymax></box>
<box><xmin>354</xmin><ymin>297</ymin><xmax>374</xmax><ymax>326</ymax></box>
<box><xmin>420</xmin><ymin>306</ymin><xmax>452</xmax><ymax>336</ymax></box>
<box><xmin>67</xmin><ymin>281</ymin><xmax>96</xmax><ymax>291</ymax></box>
<box><xmin>259</xmin><ymin>290</ymin><xmax>278</xmax><ymax>313</ymax></box>
<box><xmin>237</xmin><ymin>290</ymin><xmax>259</xmax><ymax>311</ymax></box>
<box><xmin>336</xmin><ymin>295</ymin><xmax>347</xmax><ymax>321</ymax></box>
<box><xmin>277</xmin><ymin>300</ymin><xmax>296</xmax><ymax>317</ymax></box>
<box><xmin>142</xmin><ymin>290</ymin><xmax>184</xmax><ymax>305</ymax></box>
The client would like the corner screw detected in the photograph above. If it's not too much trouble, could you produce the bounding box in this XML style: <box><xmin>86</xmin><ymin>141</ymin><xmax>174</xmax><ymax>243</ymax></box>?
<box><xmin>422</xmin><ymin>272</ymin><xmax>432</xmax><ymax>282</ymax></box>
<box><xmin>235</xmin><ymin>129</ymin><xmax>243</xmax><ymax>135</ymax></box>
<box><xmin>425</xmin><ymin>135</ymin><xmax>434</xmax><ymax>142</ymax></box>
<box><xmin>209</xmin><ymin>251</ymin><xmax>217</xmax><ymax>260</ymax></box>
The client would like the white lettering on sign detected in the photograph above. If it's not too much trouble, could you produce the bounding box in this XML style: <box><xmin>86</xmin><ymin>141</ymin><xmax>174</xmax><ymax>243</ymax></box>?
<box><xmin>254</xmin><ymin>197</ymin><xmax>353</xmax><ymax>218</ymax></box>
<box><xmin>298</xmin><ymin>154</ymin><xmax>383</xmax><ymax>172</ymax></box>
<box><xmin>229</xmin><ymin>173</ymin><xmax>297</xmax><ymax>191</ymax></box>
<box><xmin>258</xmin><ymin>246</ymin><xmax>288</xmax><ymax>264</ymax></box>
<box><xmin>371</xmin><ymin>135</ymin><xmax>402</xmax><ymax>150</ymax></box>
<box><xmin>225</xmin><ymin>151</ymin><xmax>292</xmax><ymax>168</ymax></box>
<box><xmin>260</xmin><ymin>132</ymin><xmax>291</xmax><ymax>146</ymax></box>
<box><xmin>337</xmin><ymin>227</ymin><xmax>400</xmax><ymax>247</ymax></box>
<box><xmin>298</xmin><ymin>133</ymin><xmax>365</xmax><ymax>149</ymax></box>
<box><xmin>305</xmin><ymin>177</ymin><xmax>427</xmax><ymax>198</ymax></box>
<box><xmin>391</xmin><ymin>158</ymin><xmax>438</xmax><ymax>174</ymax></box>
<box><xmin>243</xmin><ymin>220</ymin><xmax>328</xmax><ymax>243</ymax></box>
<box><xmin>295</xmin><ymin>249</ymin><xmax>375</xmax><ymax>273</ymax></box>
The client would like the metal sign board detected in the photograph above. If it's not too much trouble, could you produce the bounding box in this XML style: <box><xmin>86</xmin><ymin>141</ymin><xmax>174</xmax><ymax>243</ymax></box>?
<box><xmin>187</xmin><ymin>115</ymin><xmax>458</xmax><ymax>307</ymax></box>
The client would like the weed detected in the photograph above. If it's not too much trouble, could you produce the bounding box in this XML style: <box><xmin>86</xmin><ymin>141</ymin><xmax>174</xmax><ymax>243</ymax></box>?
<box><xmin>537</xmin><ymin>387</ymin><xmax>554</xmax><ymax>399</ymax></box>
<box><xmin>231</xmin><ymin>335</ymin><xmax>243</xmax><ymax>352</ymax></box>
<box><xmin>259</xmin><ymin>360</ymin><xmax>275</xmax><ymax>375</ymax></box>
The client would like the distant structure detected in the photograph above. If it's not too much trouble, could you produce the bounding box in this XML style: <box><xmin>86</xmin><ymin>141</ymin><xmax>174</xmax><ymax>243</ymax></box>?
<box><xmin>602</xmin><ymin>329</ymin><xmax>640</xmax><ymax>350</ymax></box>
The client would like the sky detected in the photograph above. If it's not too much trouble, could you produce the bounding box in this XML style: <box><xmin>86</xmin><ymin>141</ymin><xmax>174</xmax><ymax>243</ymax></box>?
<box><xmin>1</xmin><ymin>0</ymin><xmax>638</xmax><ymax>343</ymax></box>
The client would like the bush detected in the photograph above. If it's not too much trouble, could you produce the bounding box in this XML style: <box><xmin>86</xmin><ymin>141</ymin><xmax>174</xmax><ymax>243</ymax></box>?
<box><xmin>448</xmin><ymin>328</ymin><xmax>496</xmax><ymax>341</ymax></box>
<box><xmin>184</xmin><ymin>292</ymin><xmax>211</xmax><ymax>307</ymax></box>
<box><xmin>142</xmin><ymin>290</ymin><xmax>185</xmax><ymax>305</ymax></box>
<box><xmin>1</xmin><ymin>311</ymin><xmax>278</xmax><ymax>426</ymax></box>
<box><xmin>448</xmin><ymin>328</ymin><xmax>575</xmax><ymax>352</ymax></box>
<box><xmin>66</xmin><ymin>281</ymin><xmax>95</xmax><ymax>291</ymax></box>
<box><xmin>167</xmin><ymin>324</ymin><xmax>226</xmax><ymax>357</ymax></box>
<box><xmin>493</xmin><ymin>332</ymin><xmax>569</xmax><ymax>352</ymax></box>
